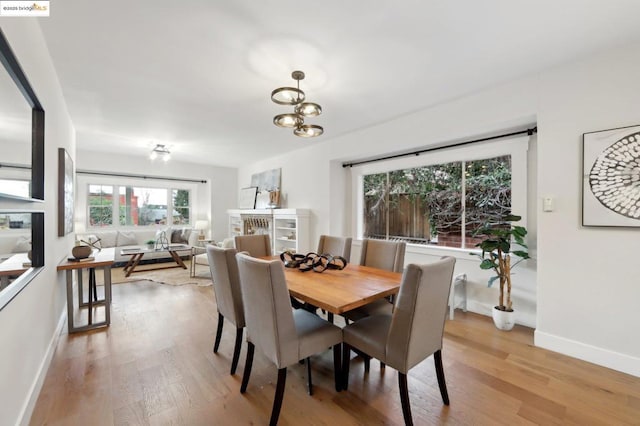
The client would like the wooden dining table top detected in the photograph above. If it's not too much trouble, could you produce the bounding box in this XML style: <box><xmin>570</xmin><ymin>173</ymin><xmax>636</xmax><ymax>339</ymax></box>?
<box><xmin>273</xmin><ymin>257</ymin><xmax>402</xmax><ymax>315</ymax></box>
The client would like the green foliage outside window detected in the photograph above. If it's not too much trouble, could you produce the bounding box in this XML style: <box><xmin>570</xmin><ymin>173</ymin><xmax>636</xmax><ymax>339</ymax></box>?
<box><xmin>363</xmin><ymin>155</ymin><xmax>511</xmax><ymax>248</ymax></box>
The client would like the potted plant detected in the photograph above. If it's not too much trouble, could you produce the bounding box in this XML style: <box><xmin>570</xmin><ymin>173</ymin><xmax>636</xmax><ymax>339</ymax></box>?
<box><xmin>145</xmin><ymin>239</ymin><xmax>156</xmax><ymax>249</ymax></box>
<box><xmin>470</xmin><ymin>214</ymin><xmax>529</xmax><ymax>331</ymax></box>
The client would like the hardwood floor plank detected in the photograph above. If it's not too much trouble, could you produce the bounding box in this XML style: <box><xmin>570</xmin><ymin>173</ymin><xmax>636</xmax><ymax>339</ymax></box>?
<box><xmin>29</xmin><ymin>280</ymin><xmax>640</xmax><ymax>425</ymax></box>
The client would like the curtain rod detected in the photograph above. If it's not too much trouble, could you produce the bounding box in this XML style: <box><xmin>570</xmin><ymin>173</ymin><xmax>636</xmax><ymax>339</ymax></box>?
<box><xmin>342</xmin><ymin>126</ymin><xmax>537</xmax><ymax>168</ymax></box>
<box><xmin>76</xmin><ymin>169</ymin><xmax>207</xmax><ymax>184</ymax></box>
<box><xmin>0</xmin><ymin>162</ymin><xmax>30</xmax><ymax>170</ymax></box>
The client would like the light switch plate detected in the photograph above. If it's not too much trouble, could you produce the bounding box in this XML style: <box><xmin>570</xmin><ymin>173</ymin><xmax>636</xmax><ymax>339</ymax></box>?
<box><xmin>543</xmin><ymin>197</ymin><xmax>554</xmax><ymax>212</ymax></box>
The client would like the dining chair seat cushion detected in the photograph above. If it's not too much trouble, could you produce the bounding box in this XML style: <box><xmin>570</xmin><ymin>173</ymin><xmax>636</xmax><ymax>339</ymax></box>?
<box><xmin>293</xmin><ymin>309</ymin><xmax>343</xmax><ymax>361</ymax></box>
<box><xmin>343</xmin><ymin>314</ymin><xmax>391</xmax><ymax>362</ymax></box>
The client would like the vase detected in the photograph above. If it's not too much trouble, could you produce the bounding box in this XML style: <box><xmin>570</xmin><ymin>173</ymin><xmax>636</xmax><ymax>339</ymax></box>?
<box><xmin>72</xmin><ymin>245</ymin><xmax>92</xmax><ymax>259</ymax></box>
<box><xmin>492</xmin><ymin>306</ymin><xmax>515</xmax><ymax>331</ymax></box>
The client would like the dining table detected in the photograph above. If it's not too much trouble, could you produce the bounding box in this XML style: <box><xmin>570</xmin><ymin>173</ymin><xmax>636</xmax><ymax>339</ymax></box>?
<box><xmin>274</xmin><ymin>257</ymin><xmax>402</xmax><ymax>315</ymax></box>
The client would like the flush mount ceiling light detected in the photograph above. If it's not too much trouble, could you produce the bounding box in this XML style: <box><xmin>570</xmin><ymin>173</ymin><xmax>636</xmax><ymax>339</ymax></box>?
<box><xmin>271</xmin><ymin>70</ymin><xmax>323</xmax><ymax>137</ymax></box>
<box><xmin>150</xmin><ymin>144</ymin><xmax>171</xmax><ymax>161</ymax></box>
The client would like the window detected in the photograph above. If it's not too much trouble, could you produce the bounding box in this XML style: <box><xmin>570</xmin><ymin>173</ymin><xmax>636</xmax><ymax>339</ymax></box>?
<box><xmin>0</xmin><ymin>178</ymin><xmax>30</xmax><ymax>199</ymax></box>
<box><xmin>0</xmin><ymin>212</ymin><xmax>31</xmax><ymax>230</ymax></box>
<box><xmin>120</xmin><ymin>186</ymin><xmax>168</xmax><ymax>226</ymax></box>
<box><xmin>172</xmin><ymin>189</ymin><xmax>190</xmax><ymax>224</ymax></box>
<box><xmin>88</xmin><ymin>185</ymin><xmax>113</xmax><ymax>226</ymax></box>
<box><xmin>362</xmin><ymin>155</ymin><xmax>511</xmax><ymax>249</ymax></box>
<box><xmin>86</xmin><ymin>184</ymin><xmax>191</xmax><ymax>228</ymax></box>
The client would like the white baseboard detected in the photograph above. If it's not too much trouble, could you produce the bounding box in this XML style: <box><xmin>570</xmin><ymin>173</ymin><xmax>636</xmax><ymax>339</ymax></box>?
<box><xmin>535</xmin><ymin>330</ymin><xmax>640</xmax><ymax>378</ymax></box>
<box><xmin>18</xmin><ymin>309</ymin><xmax>66</xmax><ymax>426</ymax></box>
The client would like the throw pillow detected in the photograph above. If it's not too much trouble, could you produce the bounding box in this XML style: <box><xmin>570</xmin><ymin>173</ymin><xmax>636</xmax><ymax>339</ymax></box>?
<box><xmin>171</xmin><ymin>228</ymin><xmax>191</xmax><ymax>244</ymax></box>
<box><xmin>95</xmin><ymin>231</ymin><xmax>117</xmax><ymax>248</ymax></box>
<box><xmin>117</xmin><ymin>231</ymin><xmax>138</xmax><ymax>246</ymax></box>
<box><xmin>12</xmin><ymin>236</ymin><xmax>31</xmax><ymax>253</ymax></box>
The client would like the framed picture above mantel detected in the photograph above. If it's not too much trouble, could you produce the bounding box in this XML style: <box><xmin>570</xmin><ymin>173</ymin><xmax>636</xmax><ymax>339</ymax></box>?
<box><xmin>582</xmin><ymin>124</ymin><xmax>640</xmax><ymax>227</ymax></box>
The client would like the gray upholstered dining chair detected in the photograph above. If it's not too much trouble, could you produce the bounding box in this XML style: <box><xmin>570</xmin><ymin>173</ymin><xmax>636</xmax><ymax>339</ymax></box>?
<box><xmin>317</xmin><ymin>234</ymin><xmax>352</xmax><ymax>262</ymax></box>
<box><xmin>235</xmin><ymin>253</ymin><xmax>343</xmax><ymax>426</ymax></box>
<box><xmin>342</xmin><ymin>256</ymin><xmax>456</xmax><ymax>426</ymax></box>
<box><xmin>234</xmin><ymin>234</ymin><xmax>272</xmax><ymax>257</ymax></box>
<box><xmin>343</xmin><ymin>239</ymin><xmax>406</xmax><ymax>323</ymax></box>
<box><xmin>207</xmin><ymin>245</ymin><xmax>245</xmax><ymax>375</ymax></box>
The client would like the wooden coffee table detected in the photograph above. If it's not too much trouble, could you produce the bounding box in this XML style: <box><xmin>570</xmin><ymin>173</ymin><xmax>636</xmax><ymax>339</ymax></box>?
<box><xmin>120</xmin><ymin>245</ymin><xmax>191</xmax><ymax>277</ymax></box>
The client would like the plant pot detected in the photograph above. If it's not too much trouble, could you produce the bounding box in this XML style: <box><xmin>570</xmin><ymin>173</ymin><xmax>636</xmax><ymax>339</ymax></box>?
<box><xmin>492</xmin><ymin>306</ymin><xmax>515</xmax><ymax>331</ymax></box>
<box><xmin>72</xmin><ymin>245</ymin><xmax>92</xmax><ymax>259</ymax></box>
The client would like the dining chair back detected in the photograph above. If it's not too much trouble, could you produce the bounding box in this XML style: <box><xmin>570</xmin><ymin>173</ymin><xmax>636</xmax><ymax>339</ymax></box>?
<box><xmin>234</xmin><ymin>234</ymin><xmax>272</xmax><ymax>257</ymax></box>
<box><xmin>343</xmin><ymin>239</ymin><xmax>407</xmax><ymax>324</ymax></box>
<box><xmin>236</xmin><ymin>253</ymin><xmax>343</xmax><ymax>425</ymax></box>
<box><xmin>359</xmin><ymin>239</ymin><xmax>406</xmax><ymax>272</ymax></box>
<box><xmin>317</xmin><ymin>235</ymin><xmax>352</xmax><ymax>262</ymax></box>
<box><xmin>207</xmin><ymin>245</ymin><xmax>245</xmax><ymax>375</ymax></box>
<box><xmin>342</xmin><ymin>256</ymin><xmax>456</xmax><ymax>426</ymax></box>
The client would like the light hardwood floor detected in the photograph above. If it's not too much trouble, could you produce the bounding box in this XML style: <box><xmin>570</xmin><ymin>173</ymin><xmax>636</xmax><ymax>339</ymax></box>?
<box><xmin>30</xmin><ymin>280</ymin><xmax>640</xmax><ymax>425</ymax></box>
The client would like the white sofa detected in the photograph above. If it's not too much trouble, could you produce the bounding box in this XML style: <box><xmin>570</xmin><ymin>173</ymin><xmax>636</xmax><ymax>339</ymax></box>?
<box><xmin>78</xmin><ymin>227</ymin><xmax>198</xmax><ymax>264</ymax></box>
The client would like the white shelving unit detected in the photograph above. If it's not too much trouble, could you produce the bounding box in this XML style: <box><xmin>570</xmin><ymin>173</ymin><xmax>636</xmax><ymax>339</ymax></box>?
<box><xmin>227</xmin><ymin>208</ymin><xmax>309</xmax><ymax>254</ymax></box>
<box><xmin>228</xmin><ymin>211</ymin><xmax>242</xmax><ymax>238</ymax></box>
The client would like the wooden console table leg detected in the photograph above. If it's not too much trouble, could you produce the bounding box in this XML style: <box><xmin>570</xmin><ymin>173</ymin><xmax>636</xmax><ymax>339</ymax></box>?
<box><xmin>104</xmin><ymin>266</ymin><xmax>112</xmax><ymax>325</ymax></box>
<box><xmin>66</xmin><ymin>270</ymin><xmax>75</xmax><ymax>333</ymax></box>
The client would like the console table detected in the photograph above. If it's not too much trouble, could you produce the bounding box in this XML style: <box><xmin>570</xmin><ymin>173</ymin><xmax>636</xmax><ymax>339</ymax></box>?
<box><xmin>57</xmin><ymin>248</ymin><xmax>114</xmax><ymax>333</ymax></box>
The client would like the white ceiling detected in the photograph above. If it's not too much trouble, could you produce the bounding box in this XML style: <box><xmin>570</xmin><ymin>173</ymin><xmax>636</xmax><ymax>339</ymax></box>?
<box><xmin>39</xmin><ymin>1</ymin><xmax>640</xmax><ymax>168</ymax></box>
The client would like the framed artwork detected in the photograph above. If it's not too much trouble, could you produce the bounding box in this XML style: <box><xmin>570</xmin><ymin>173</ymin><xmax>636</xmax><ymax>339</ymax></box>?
<box><xmin>582</xmin><ymin>125</ymin><xmax>640</xmax><ymax>227</ymax></box>
<box><xmin>58</xmin><ymin>148</ymin><xmax>74</xmax><ymax>236</ymax></box>
<box><xmin>239</xmin><ymin>186</ymin><xmax>258</xmax><ymax>209</ymax></box>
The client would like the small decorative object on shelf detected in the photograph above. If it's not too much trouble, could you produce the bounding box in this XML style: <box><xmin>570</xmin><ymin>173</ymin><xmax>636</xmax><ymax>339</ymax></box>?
<box><xmin>66</xmin><ymin>256</ymin><xmax>95</xmax><ymax>262</ymax></box>
<box><xmin>145</xmin><ymin>239</ymin><xmax>155</xmax><ymax>249</ymax></box>
<box><xmin>71</xmin><ymin>242</ymin><xmax>92</xmax><ymax>259</ymax></box>
<box><xmin>155</xmin><ymin>231</ymin><xmax>169</xmax><ymax>250</ymax></box>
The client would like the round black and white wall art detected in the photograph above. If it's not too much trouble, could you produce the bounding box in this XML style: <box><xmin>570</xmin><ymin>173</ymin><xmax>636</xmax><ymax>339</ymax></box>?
<box><xmin>583</xmin><ymin>125</ymin><xmax>640</xmax><ymax>227</ymax></box>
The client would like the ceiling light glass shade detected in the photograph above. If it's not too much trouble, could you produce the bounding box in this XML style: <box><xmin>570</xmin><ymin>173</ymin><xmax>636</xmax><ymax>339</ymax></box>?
<box><xmin>273</xmin><ymin>113</ymin><xmax>303</xmax><ymax>128</ymax></box>
<box><xmin>294</xmin><ymin>102</ymin><xmax>322</xmax><ymax>117</ymax></box>
<box><xmin>294</xmin><ymin>124</ymin><xmax>324</xmax><ymax>138</ymax></box>
<box><xmin>150</xmin><ymin>144</ymin><xmax>171</xmax><ymax>161</ymax></box>
<box><xmin>271</xmin><ymin>87</ymin><xmax>305</xmax><ymax>105</ymax></box>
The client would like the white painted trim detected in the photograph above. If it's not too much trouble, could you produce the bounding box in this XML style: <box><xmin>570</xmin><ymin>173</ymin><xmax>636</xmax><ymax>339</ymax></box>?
<box><xmin>535</xmin><ymin>330</ymin><xmax>640</xmax><ymax>378</ymax></box>
<box><xmin>18</xmin><ymin>308</ymin><xmax>66</xmax><ymax>426</ymax></box>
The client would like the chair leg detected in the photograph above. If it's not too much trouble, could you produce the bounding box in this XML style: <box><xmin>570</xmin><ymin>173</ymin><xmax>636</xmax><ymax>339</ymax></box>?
<box><xmin>364</xmin><ymin>356</ymin><xmax>370</xmax><ymax>372</ymax></box>
<box><xmin>398</xmin><ymin>372</ymin><xmax>413</xmax><ymax>426</ymax></box>
<box><xmin>230</xmin><ymin>327</ymin><xmax>243</xmax><ymax>375</ymax></box>
<box><xmin>434</xmin><ymin>350</ymin><xmax>450</xmax><ymax>405</ymax></box>
<box><xmin>270</xmin><ymin>368</ymin><xmax>287</xmax><ymax>426</ymax></box>
<box><xmin>342</xmin><ymin>343</ymin><xmax>351</xmax><ymax>391</ymax></box>
<box><xmin>213</xmin><ymin>313</ymin><xmax>224</xmax><ymax>353</ymax></box>
<box><xmin>333</xmin><ymin>344</ymin><xmax>341</xmax><ymax>392</ymax></box>
<box><xmin>327</xmin><ymin>312</ymin><xmax>334</xmax><ymax>323</ymax></box>
<box><xmin>240</xmin><ymin>342</ymin><xmax>255</xmax><ymax>393</ymax></box>
<box><xmin>380</xmin><ymin>361</ymin><xmax>386</xmax><ymax>369</ymax></box>
<box><xmin>306</xmin><ymin>357</ymin><xmax>313</xmax><ymax>395</ymax></box>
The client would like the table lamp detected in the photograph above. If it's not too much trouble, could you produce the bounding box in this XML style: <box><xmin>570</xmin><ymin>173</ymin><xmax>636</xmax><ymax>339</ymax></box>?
<box><xmin>195</xmin><ymin>220</ymin><xmax>208</xmax><ymax>241</ymax></box>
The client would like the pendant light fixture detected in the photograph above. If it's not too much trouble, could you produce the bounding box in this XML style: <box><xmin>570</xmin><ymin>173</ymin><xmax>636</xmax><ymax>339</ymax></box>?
<box><xmin>271</xmin><ymin>70</ymin><xmax>323</xmax><ymax>137</ymax></box>
<box><xmin>150</xmin><ymin>144</ymin><xmax>171</xmax><ymax>161</ymax></box>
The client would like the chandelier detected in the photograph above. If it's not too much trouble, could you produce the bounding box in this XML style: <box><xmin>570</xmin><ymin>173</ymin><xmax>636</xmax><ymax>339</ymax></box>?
<box><xmin>271</xmin><ymin>70</ymin><xmax>323</xmax><ymax>138</ymax></box>
<box><xmin>149</xmin><ymin>144</ymin><xmax>171</xmax><ymax>161</ymax></box>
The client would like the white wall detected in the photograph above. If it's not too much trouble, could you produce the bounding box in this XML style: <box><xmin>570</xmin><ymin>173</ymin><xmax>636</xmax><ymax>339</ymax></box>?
<box><xmin>75</xmin><ymin>150</ymin><xmax>237</xmax><ymax>242</ymax></box>
<box><xmin>535</xmin><ymin>42</ymin><xmax>640</xmax><ymax>377</ymax></box>
<box><xmin>239</xmin><ymin>42</ymin><xmax>640</xmax><ymax>377</ymax></box>
<box><xmin>0</xmin><ymin>21</ymin><xmax>76</xmax><ymax>425</ymax></box>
